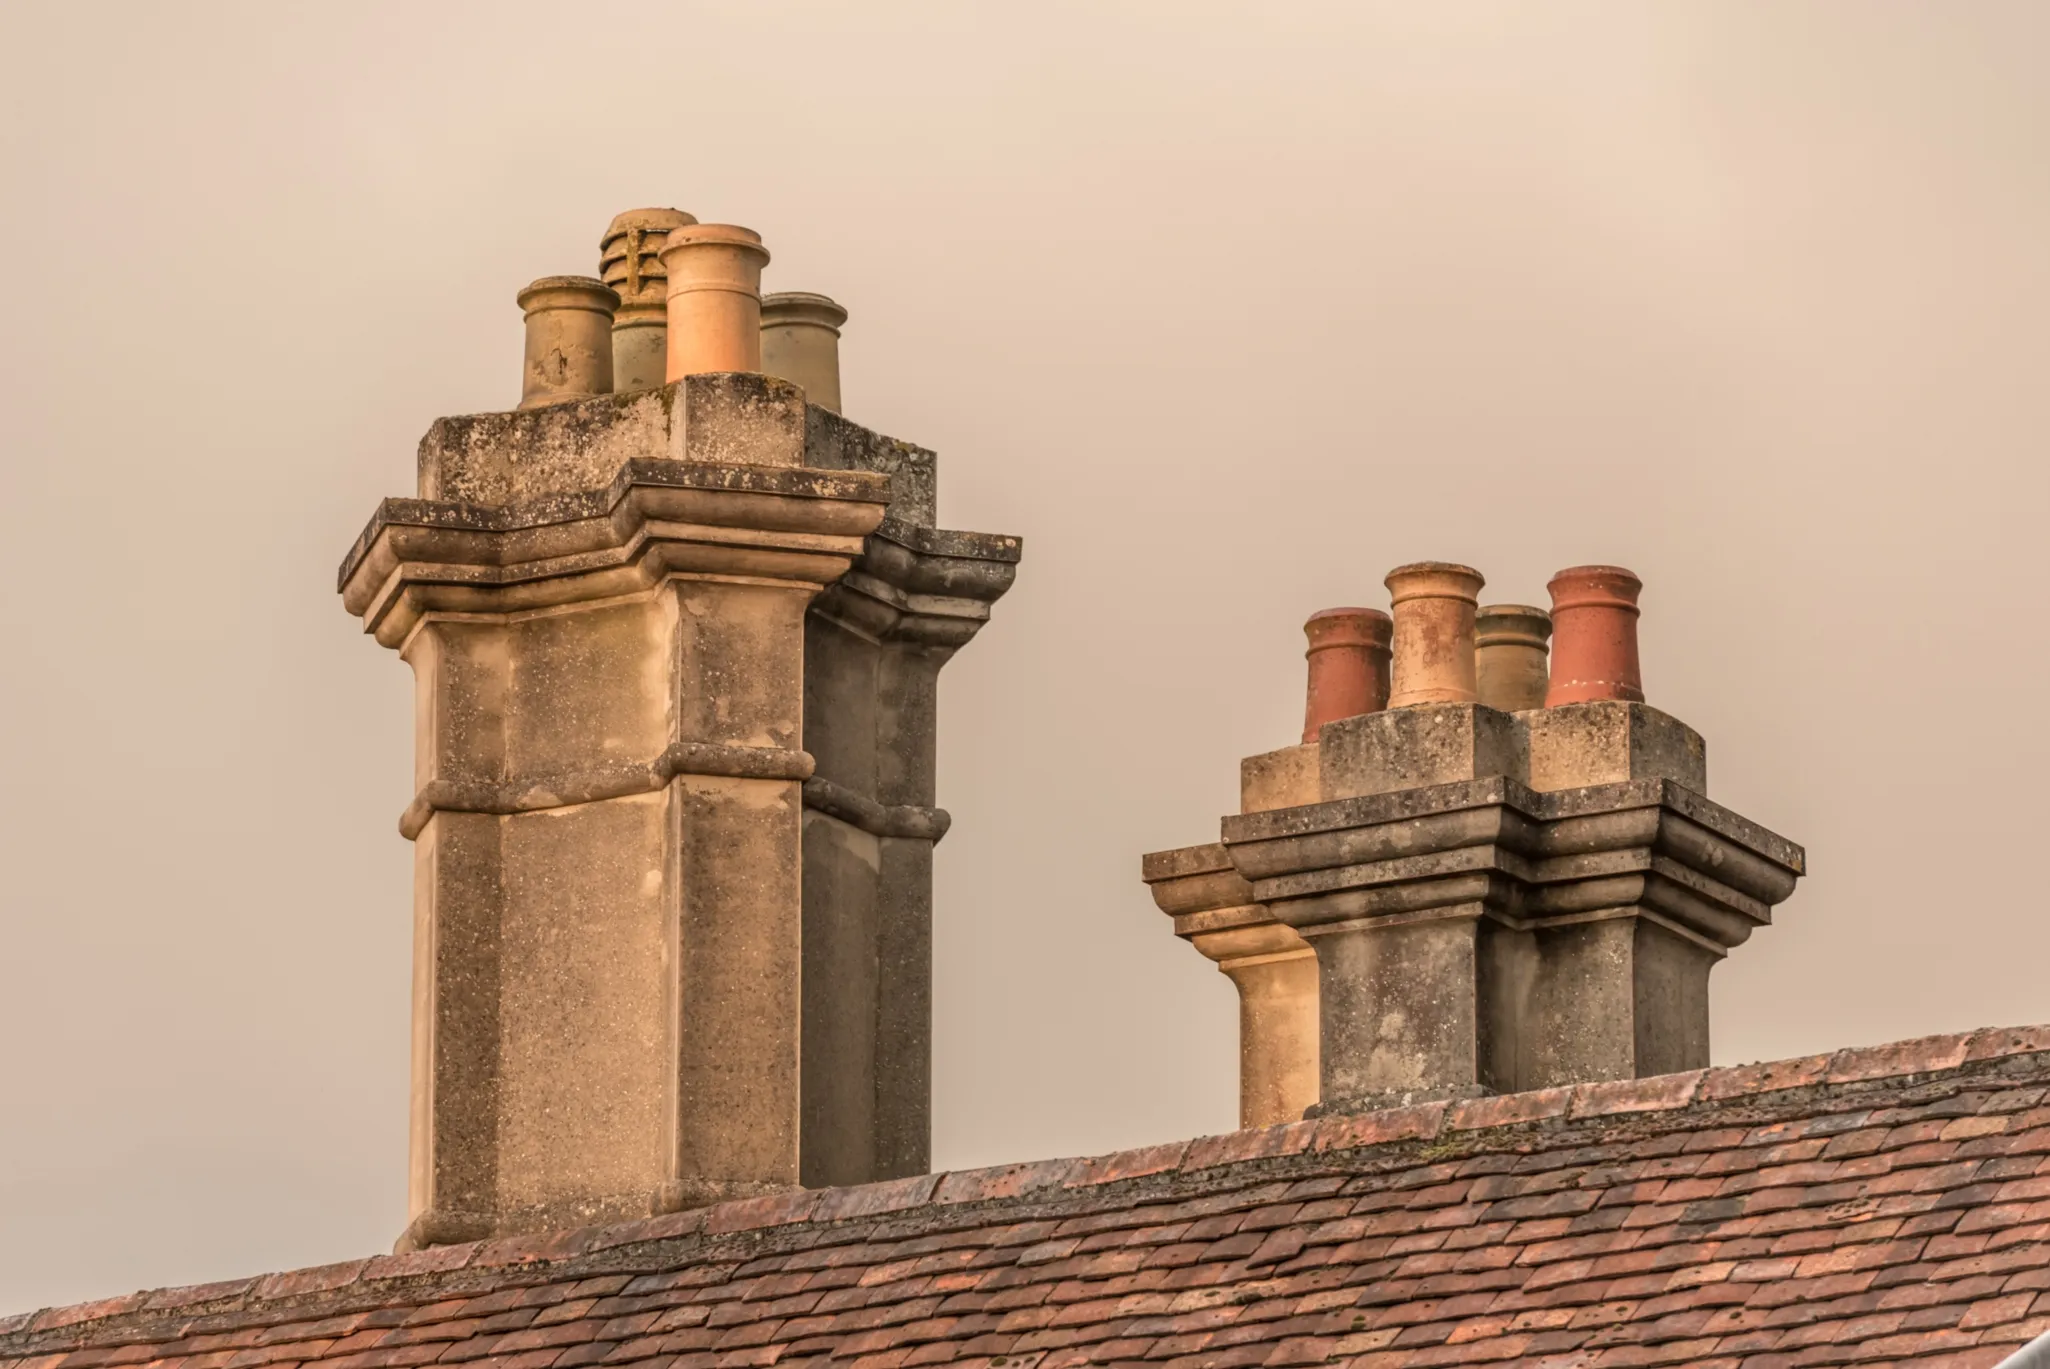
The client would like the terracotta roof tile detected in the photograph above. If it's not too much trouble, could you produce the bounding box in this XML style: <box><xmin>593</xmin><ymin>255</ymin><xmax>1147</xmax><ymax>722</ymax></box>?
<box><xmin>13</xmin><ymin>1026</ymin><xmax>2050</xmax><ymax>1367</ymax></box>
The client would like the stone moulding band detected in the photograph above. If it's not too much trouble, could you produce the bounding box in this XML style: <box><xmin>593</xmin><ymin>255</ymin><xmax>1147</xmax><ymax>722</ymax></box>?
<box><xmin>800</xmin><ymin>775</ymin><xmax>952</xmax><ymax>843</ymax></box>
<box><xmin>1220</xmin><ymin>775</ymin><xmax>1805</xmax><ymax>954</ymax></box>
<box><xmin>340</xmin><ymin>458</ymin><xmax>891</xmax><ymax>590</ymax></box>
<box><xmin>398</xmin><ymin>743</ymin><xmax>818</xmax><ymax>839</ymax></box>
<box><xmin>338</xmin><ymin>458</ymin><xmax>894</xmax><ymax>648</ymax></box>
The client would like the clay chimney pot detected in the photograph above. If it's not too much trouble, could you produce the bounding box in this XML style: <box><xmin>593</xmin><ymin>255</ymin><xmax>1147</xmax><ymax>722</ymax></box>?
<box><xmin>1300</xmin><ymin>607</ymin><xmax>1393</xmax><ymax>743</ymax></box>
<box><xmin>1475</xmin><ymin>604</ymin><xmax>1552</xmax><ymax>712</ymax></box>
<box><xmin>659</xmin><ymin>224</ymin><xmax>771</xmax><ymax>382</ymax></box>
<box><xmin>761</xmin><ymin>291</ymin><xmax>849</xmax><ymax>413</ymax></box>
<box><xmin>600</xmin><ymin>207</ymin><xmax>698</xmax><ymax>393</ymax></box>
<box><xmin>1384</xmin><ymin>562</ymin><xmax>1485</xmax><ymax>708</ymax></box>
<box><xmin>515</xmin><ymin>275</ymin><xmax>620</xmax><ymax>410</ymax></box>
<box><xmin>1544</xmin><ymin>565</ymin><xmax>1645</xmax><ymax>706</ymax></box>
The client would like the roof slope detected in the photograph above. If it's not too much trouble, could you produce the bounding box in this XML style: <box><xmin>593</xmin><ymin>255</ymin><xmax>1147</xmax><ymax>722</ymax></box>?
<box><xmin>8</xmin><ymin>1027</ymin><xmax>2050</xmax><ymax>1369</ymax></box>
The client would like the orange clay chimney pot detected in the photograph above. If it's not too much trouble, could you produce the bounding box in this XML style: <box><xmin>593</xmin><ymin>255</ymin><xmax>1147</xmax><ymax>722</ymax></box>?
<box><xmin>1384</xmin><ymin>562</ymin><xmax>1485</xmax><ymax>708</ymax></box>
<box><xmin>1544</xmin><ymin>565</ymin><xmax>1645</xmax><ymax>706</ymax></box>
<box><xmin>659</xmin><ymin>223</ymin><xmax>771</xmax><ymax>381</ymax></box>
<box><xmin>1300</xmin><ymin>607</ymin><xmax>1392</xmax><ymax>743</ymax></box>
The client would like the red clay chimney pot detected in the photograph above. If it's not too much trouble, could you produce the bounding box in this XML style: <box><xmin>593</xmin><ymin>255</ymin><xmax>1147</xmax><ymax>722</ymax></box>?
<box><xmin>1544</xmin><ymin>565</ymin><xmax>1645</xmax><ymax>706</ymax></box>
<box><xmin>1301</xmin><ymin>607</ymin><xmax>1394</xmax><ymax>743</ymax></box>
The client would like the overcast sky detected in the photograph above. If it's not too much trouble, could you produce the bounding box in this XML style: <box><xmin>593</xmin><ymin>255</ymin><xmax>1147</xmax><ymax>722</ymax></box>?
<box><xmin>3</xmin><ymin>0</ymin><xmax>2047</xmax><ymax>1315</ymax></box>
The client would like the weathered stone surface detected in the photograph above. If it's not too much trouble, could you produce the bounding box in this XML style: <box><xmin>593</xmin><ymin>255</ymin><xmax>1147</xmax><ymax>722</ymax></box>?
<box><xmin>1318</xmin><ymin>701</ymin><xmax>1526</xmax><ymax>800</ymax></box>
<box><xmin>418</xmin><ymin>385</ymin><xmax>674</xmax><ymax>504</ymax></box>
<box><xmin>417</xmin><ymin>372</ymin><xmax>940</xmax><ymax>511</ymax></box>
<box><xmin>1309</xmin><ymin>906</ymin><xmax>1496</xmax><ymax>1111</ymax></box>
<box><xmin>804</xmin><ymin>405</ymin><xmax>939</xmax><ymax>526</ymax></box>
<box><xmin>1523</xmin><ymin>697</ymin><xmax>1706</xmax><ymax>792</ymax></box>
<box><xmin>1240</xmin><ymin>741</ymin><xmax>1318</xmax><ymax>812</ymax></box>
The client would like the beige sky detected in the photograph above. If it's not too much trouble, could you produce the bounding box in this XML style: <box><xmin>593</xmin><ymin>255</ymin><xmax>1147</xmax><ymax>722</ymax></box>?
<box><xmin>2</xmin><ymin>0</ymin><xmax>2047</xmax><ymax>1314</ymax></box>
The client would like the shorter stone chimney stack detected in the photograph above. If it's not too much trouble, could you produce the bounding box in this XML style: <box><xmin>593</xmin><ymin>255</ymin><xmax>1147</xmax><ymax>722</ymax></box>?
<box><xmin>660</xmin><ymin>224</ymin><xmax>770</xmax><ymax>380</ymax></box>
<box><xmin>1161</xmin><ymin>560</ymin><xmax>1806</xmax><ymax>1122</ymax></box>
<box><xmin>1384</xmin><ymin>562</ymin><xmax>1484</xmax><ymax>707</ymax></box>
<box><xmin>1300</xmin><ymin>608</ymin><xmax>1392</xmax><ymax>743</ymax></box>
<box><xmin>516</xmin><ymin>276</ymin><xmax>619</xmax><ymax>409</ymax></box>
<box><xmin>1475</xmin><ymin>604</ymin><xmax>1552</xmax><ymax>712</ymax></box>
<box><xmin>1545</xmin><ymin>564</ymin><xmax>1645</xmax><ymax>705</ymax></box>
<box><xmin>600</xmin><ymin>208</ymin><xmax>697</xmax><ymax>392</ymax></box>
<box><xmin>761</xmin><ymin>292</ymin><xmax>849</xmax><ymax>413</ymax></box>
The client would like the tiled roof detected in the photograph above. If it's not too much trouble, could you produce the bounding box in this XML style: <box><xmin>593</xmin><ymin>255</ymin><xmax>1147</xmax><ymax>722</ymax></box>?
<box><xmin>9</xmin><ymin>1027</ymin><xmax>2050</xmax><ymax>1369</ymax></box>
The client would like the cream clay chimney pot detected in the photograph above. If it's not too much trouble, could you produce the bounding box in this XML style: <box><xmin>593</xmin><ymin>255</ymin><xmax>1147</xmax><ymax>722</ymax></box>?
<box><xmin>1475</xmin><ymin>604</ymin><xmax>1552</xmax><ymax>712</ymax></box>
<box><xmin>1384</xmin><ymin>562</ymin><xmax>1484</xmax><ymax>708</ymax></box>
<box><xmin>515</xmin><ymin>275</ymin><xmax>619</xmax><ymax>410</ymax></box>
<box><xmin>659</xmin><ymin>224</ymin><xmax>770</xmax><ymax>381</ymax></box>
<box><xmin>761</xmin><ymin>292</ymin><xmax>849</xmax><ymax>413</ymax></box>
<box><xmin>600</xmin><ymin>208</ymin><xmax>698</xmax><ymax>393</ymax></box>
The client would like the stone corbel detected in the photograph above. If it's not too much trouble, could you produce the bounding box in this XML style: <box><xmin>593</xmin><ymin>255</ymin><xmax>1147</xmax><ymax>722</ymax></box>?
<box><xmin>809</xmin><ymin>517</ymin><xmax>1021</xmax><ymax>652</ymax></box>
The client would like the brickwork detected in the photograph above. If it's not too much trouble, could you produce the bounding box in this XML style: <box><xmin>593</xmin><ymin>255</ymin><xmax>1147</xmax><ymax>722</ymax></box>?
<box><xmin>7</xmin><ymin>1026</ymin><xmax>2050</xmax><ymax>1369</ymax></box>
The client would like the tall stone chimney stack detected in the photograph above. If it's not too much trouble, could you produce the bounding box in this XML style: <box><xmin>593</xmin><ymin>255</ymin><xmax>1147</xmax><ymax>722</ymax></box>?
<box><xmin>340</xmin><ymin>206</ymin><xmax>1018</xmax><ymax>1246</ymax></box>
